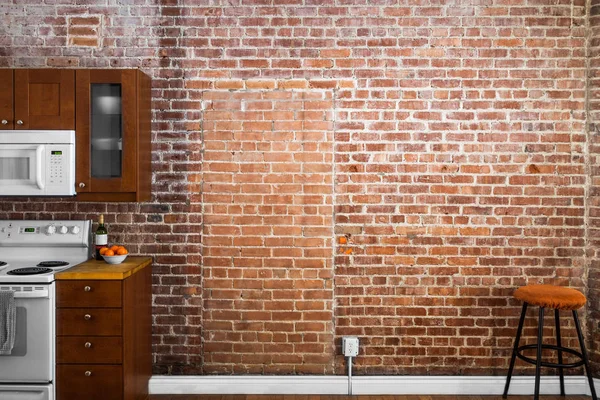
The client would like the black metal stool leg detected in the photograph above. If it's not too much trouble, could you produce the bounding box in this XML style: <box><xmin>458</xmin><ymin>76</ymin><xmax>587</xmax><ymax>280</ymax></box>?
<box><xmin>555</xmin><ymin>309</ymin><xmax>565</xmax><ymax>396</ymax></box>
<box><xmin>534</xmin><ymin>307</ymin><xmax>544</xmax><ymax>400</ymax></box>
<box><xmin>572</xmin><ymin>310</ymin><xmax>598</xmax><ymax>400</ymax></box>
<box><xmin>503</xmin><ymin>302</ymin><xmax>528</xmax><ymax>399</ymax></box>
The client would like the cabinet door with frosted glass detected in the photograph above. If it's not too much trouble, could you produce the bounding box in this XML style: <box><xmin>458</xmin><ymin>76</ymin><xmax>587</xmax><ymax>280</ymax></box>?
<box><xmin>75</xmin><ymin>70</ymin><xmax>137</xmax><ymax>197</ymax></box>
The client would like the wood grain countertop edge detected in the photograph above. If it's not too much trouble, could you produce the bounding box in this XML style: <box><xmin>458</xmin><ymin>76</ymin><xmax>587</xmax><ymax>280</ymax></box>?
<box><xmin>55</xmin><ymin>256</ymin><xmax>152</xmax><ymax>280</ymax></box>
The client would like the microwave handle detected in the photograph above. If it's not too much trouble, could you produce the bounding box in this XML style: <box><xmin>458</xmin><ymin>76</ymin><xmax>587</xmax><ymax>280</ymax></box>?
<box><xmin>35</xmin><ymin>145</ymin><xmax>45</xmax><ymax>190</ymax></box>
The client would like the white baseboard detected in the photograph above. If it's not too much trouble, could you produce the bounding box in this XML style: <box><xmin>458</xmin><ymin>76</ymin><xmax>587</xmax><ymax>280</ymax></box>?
<box><xmin>352</xmin><ymin>376</ymin><xmax>598</xmax><ymax>396</ymax></box>
<box><xmin>149</xmin><ymin>375</ymin><xmax>348</xmax><ymax>395</ymax></box>
<box><xmin>149</xmin><ymin>375</ymin><xmax>600</xmax><ymax>395</ymax></box>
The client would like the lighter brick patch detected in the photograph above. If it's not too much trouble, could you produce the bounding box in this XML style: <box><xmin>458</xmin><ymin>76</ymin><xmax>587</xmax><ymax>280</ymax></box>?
<box><xmin>67</xmin><ymin>15</ymin><xmax>102</xmax><ymax>48</ymax></box>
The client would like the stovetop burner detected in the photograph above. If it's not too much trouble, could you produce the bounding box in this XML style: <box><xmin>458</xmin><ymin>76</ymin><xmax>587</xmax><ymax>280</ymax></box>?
<box><xmin>37</xmin><ymin>261</ymin><xmax>69</xmax><ymax>268</ymax></box>
<box><xmin>0</xmin><ymin>261</ymin><xmax>6</xmax><ymax>267</ymax></box>
<box><xmin>7</xmin><ymin>267</ymin><xmax>53</xmax><ymax>276</ymax></box>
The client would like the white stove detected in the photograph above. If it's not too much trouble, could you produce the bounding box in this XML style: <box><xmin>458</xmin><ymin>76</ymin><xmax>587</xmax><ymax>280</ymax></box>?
<box><xmin>0</xmin><ymin>220</ymin><xmax>92</xmax><ymax>283</ymax></box>
<box><xmin>0</xmin><ymin>220</ymin><xmax>92</xmax><ymax>400</ymax></box>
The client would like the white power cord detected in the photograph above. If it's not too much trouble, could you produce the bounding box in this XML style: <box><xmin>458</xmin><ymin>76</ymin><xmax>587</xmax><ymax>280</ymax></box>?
<box><xmin>347</xmin><ymin>355</ymin><xmax>353</xmax><ymax>395</ymax></box>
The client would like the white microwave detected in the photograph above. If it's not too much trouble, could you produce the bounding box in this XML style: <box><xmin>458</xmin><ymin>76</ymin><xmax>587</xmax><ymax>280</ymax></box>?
<box><xmin>0</xmin><ymin>130</ymin><xmax>75</xmax><ymax>196</ymax></box>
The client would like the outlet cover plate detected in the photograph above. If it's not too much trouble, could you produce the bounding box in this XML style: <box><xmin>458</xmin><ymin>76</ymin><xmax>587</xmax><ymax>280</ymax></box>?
<box><xmin>342</xmin><ymin>336</ymin><xmax>359</xmax><ymax>357</ymax></box>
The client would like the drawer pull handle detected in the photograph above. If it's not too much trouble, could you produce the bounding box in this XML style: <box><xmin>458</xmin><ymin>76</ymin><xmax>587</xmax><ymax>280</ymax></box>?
<box><xmin>84</xmin><ymin>286</ymin><xmax>91</xmax><ymax>292</ymax></box>
<box><xmin>16</xmin><ymin>120</ymin><xmax>23</xmax><ymax>125</ymax></box>
<box><xmin>84</xmin><ymin>314</ymin><xmax>92</xmax><ymax>320</ymax></box>
<box><xmin>79</xmin><ymin>182</ymin><xmax>86</xmax><ymax>188</ymax></box>
<box><xmin>85</xmin><ymin>371</ymin><xmax>92</xmax><ymax>377</ymax></box>
<box><xmin>1</xmin><ymin>120</ymin><xmax>7</xmax><ymax>125</ymax></box>
<box><xmin>85</xmin><ymin>342</ymin><xmax>92</xmax><ymax>348</ymax></box>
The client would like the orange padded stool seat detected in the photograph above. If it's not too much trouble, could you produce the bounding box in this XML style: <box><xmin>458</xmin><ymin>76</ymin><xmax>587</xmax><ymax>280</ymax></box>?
<box><xmin>503</xmin><ymin>284</ymin><xmax>596</xmax><ymax>400</ymax></box>
<box><xmin>514</xmin><ymin>284</ymin><xmax>586</xmax><ymax>310</ymax></box>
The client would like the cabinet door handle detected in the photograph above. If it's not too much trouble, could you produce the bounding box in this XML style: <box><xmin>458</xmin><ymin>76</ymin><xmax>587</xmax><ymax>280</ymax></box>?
<box><xmin>84</xmin><ymin>286</ymin><xmax>91</xmax><ymax>292</ymax></box>
<box><xmin>16</xmin><ymin>120</ymin><xmax>23</xmax><ymax>125</ymax></box>
<box><xmin>84</xmin><ymin>314</ymin><xmax>92</xmax><ymax>320</ymax></box>
<box><xmin>79</xmin><ymin>182</ymin><xmax>86</xmax><ymax>188</ymax></box>
<box><xmin>85</xmin><ymin>342</ymin><xmax>92</xmax><ymax>348</ymax></box>
<box><xmin>1</xmin><ymin>120</ymin><xmax>7</xmax><ymax>125</ymax></box>
<box><xmin>85</xmin><ymin>371</ymin><xmax>92</xmax><ymax>377</ymax></box>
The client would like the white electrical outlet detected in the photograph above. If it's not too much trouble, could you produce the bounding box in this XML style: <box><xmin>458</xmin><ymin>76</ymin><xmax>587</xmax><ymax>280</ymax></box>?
<box><xmin>342</xmin><ymin>336</ymin><xmax>359</xmax><ymax>357</ymax></box>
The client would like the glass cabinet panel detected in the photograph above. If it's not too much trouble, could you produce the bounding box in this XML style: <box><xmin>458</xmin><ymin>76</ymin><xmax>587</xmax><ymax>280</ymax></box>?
<box><xmin>91</xmin><ymin>84</ymin><xmax>122</xmax><ymax>178</ymax></box>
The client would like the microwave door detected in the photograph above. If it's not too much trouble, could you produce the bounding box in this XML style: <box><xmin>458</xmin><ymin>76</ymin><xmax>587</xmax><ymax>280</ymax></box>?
<box><xmin>0</xmin><ymin>145</ymin><xmax>46</xmax><ymax>196</ymax></box>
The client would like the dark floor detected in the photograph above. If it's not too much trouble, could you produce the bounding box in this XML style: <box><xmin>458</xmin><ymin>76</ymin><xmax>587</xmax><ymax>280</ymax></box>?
<box><xmin>149</xmin><ymin>396</ymin><xmax>591</xmax><ymax>400</ymax></box>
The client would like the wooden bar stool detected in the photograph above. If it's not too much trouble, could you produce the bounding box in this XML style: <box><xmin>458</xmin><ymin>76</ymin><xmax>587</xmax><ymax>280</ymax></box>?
<box><xmin>503</xmin><ymin>284</ymin><xmax>597</xmax><ymax>400</ymax></box>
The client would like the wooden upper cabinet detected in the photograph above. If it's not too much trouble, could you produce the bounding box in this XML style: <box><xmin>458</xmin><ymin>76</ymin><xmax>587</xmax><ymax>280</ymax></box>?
<box><xmin>75</xmin><ymin>69</ymin><xmax>151</xmax><ymax>202</ymax></box>
<box><xmin>14</xmin><ymin>69</ymin><xmax>75</xmax><ymax>130</ymax></box>
<box><xmin>0</xmin><ymin>70</ymin><xmax>14</xmax><ymax>130</ymax></box>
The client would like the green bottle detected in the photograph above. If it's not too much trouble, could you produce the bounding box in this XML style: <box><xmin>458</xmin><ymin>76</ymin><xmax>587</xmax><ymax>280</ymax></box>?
<box><xmin>95</xmin><ymin>215</ymin><xmax>108</xmax><ymax>260</ymax></box>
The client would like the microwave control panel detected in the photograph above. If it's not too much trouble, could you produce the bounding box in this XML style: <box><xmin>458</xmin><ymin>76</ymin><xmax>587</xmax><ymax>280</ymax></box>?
<box><xmin>49</xmin><ymin>150</ymin><xmax>66</xmax><ymax>185</ymax></box>
<box><xmin>43</xmin><ymin>143</ymin><xmax>76</xmax><ymax>196</ymax></box>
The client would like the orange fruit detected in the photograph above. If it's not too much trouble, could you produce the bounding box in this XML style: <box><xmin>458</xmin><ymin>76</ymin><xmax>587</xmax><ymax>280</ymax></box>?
<box><xmin>110</xmin><ymin>245</ymin><xmax>120</xmax><ymax>252</ymax></box>
<box><xmin>99</xmin><ymin>247</ymin><xmax>109</xmax><ymax>255</ymax></box>
<box><xmin>117</xmin><ymin>248</ymin><xmax>128</xmax><ymax>256</ymax></box>
<box><xmin>104</xmin><ymin>249</ymin><xmax>115</xmax><ymax>256</ymax></box>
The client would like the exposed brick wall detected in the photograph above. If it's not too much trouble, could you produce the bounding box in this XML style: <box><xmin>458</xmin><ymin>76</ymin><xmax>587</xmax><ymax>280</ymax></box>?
<box><xmin>0</xmin><ymin>0</ymin><xmax>597</xmax><ymax>377</ymax></box>
<box><xmin>588</xmin><ymin>0</ymin><xmax>600</xmax><ymax>377</ymax></box>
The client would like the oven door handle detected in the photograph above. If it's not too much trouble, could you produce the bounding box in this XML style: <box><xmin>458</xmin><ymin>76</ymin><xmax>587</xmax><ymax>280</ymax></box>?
<box><xmin>9</xmin><ymin>290</ymin><xmax>49</xmax><ymax>299</ymax></box>
<box><xmin>35</xmin><ymin>145</ymin><xmax>45</xmax><ymax>190</ymax></box>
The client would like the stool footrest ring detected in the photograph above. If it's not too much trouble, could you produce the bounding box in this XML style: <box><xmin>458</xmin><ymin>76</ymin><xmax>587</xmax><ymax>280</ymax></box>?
<box><xmin>517</xmin><ymin>344</ymin><xmax>585</xmax><ymax>369</ymax></box>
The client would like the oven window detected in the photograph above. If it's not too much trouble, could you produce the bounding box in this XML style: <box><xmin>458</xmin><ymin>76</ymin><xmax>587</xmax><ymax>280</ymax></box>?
<box><xmin>0</xmin><ymin>158</ymin><xmax>29</xmax><ymax>180</ymax></box>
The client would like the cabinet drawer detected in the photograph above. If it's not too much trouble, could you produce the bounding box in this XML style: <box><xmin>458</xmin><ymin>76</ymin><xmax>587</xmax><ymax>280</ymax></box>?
<box><xmin>57</xmin><ymin>308</ymin><xmax>122</xmax><ymax>336</ymax></box>
<box><xmin>57</xmin><ymin>336</ymin><xmax>122</xmax><ymax>364</ymax></box>
<box><xmin>57</xmin><ymin>280</ymin><xmax>121</xmax><ymax>308</ymax></box>
<box><xmin>57</xmin><ymin>364</ymin><xmax>123</xmax><ymax>400</ymax></box>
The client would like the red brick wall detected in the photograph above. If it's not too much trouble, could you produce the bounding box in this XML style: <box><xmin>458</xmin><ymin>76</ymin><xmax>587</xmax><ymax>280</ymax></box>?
<box><xmin>202</xmin><ymin>87</ymin><xmax>335</xmax><ymax>373</ymax></box>
<box><xmin>0</xmin><ymin>0</ymin><xmax>595</xmax><ymax>376</ymax></box>
<box><xmin>588</xmin><ymin>0</ymin><xmax>600</xmax><ymax>377</ymax></box>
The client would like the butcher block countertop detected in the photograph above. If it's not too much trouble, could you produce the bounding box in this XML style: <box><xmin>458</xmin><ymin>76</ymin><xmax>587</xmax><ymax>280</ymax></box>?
<box><xmin>56</xmin><ymin>256</ymin><xmax>152</xmax><ymax>280</ymax></box>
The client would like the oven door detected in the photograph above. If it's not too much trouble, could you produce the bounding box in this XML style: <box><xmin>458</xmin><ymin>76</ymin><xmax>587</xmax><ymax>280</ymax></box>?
<box><xmin>0</xmin><ymin>145</ymin><xmax>46</xmax><ymax>196</ymax></box>
<box><xmin>0</xmin><ymin>285</ymin><xmax>53</xmax><ymax>383</ymax></box>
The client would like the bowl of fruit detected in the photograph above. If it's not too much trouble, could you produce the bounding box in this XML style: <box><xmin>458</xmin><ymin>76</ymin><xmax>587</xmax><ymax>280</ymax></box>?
<box><xmin>99</xmin><ymin>245</ymin><xmax>129</xmax><ymax>265</ymax></box>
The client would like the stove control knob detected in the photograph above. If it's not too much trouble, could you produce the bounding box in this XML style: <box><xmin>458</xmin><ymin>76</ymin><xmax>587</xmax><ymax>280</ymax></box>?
<box><xmin>70</xmin><ymin>226</ymin><xmax>81</xmax><ymax>235</ymax></box>
<box><xmin>58</xmin><ymin>226</ymin><xmax>68</xmax><ymax>234</ymax></box>
<box><xmin>45</xmin><ymin>226</ymin><xmax>56</xmax><ymax>236</ymax></box>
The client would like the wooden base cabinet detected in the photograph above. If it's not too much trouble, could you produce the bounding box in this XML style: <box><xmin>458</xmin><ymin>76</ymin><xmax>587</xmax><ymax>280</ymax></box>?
<box><xmin>56</xmin><ymin>261</ymin><xmax>151</xmax><ymax>400</ymax></box>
